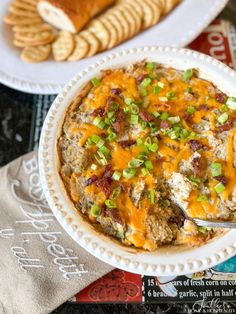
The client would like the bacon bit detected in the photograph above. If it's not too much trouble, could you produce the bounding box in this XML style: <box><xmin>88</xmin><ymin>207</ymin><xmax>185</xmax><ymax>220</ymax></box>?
<box><xmin>103</xmin><ymin>208</ymin><xmax>123</xmax><ymax>225</ymax></box>
<box><xmin>112</xmin><ymin>121</ymin><xmax>121</xmax><ymax>133</ymax></box>
<box><xmin>111</xmin><ymin>88</ymin><xmax>122</xmax><ymax>95</ymax></box>
<box><xmin>155</xmin><ymin>103</ymin><xmax>171</xmax><ymax>111</ymax></box>
<box><xmin>183</xmin><ymin>113</ymin><xmax>193</xmax><ymax>124</ymax></box>
<box><xmin>217</xmin><ymin>120</ymin><xmax>233</xmax><ymax>132</ymax></box>
<box><xmin>192</xmin><ymin>157</ymin><xmax>201</xmax><ymax>177</ymax></box>
<box><xmin>91</xmin><ymin>107</ymin><xmax>105</xmax><ymax>117</ymax></box>
<box><xmin>120</xmin><ymin>182</ymin><xmax>128</xmax><ymax>193</ymax></box>
<box><xmin>215</xmin><ymin>91</ymin><xmax>227</xmax><ymax>104</ymax></box>
<box><xmin>105</xmin><ymin>96</ymin><xmax>117</xmax><ymax>111</ymax></box>
<box><xmin>139</xmin><ymin>110</ymin><xmax>154</xmax><ymax>122</ymax></box>
<box><xmin>160</xmin><ymin>120</ymin><xmax>170</xmax><ymax>129</ymax></box>
<box><xmin>188</xmin><ymin>140</ymin><xmax>207</xmax><ymax>152</ymax></box>
<box><xmin>116</xmin><ymin>110</ymin><xmax>125</xmax><ymax>122</ymax></box>
<box><xmin>214</xmin><ymin>175</ymin><xmax>227</xmax><ymax>185</ymax></box>
<box><xmin>118</xmin><ymin>139</ymin><xmax>136</xmax><ymax>148</ymax></box>
<box><xmin>156</xmin><ymin>156</ymin><xmax>165</xmax><ymax>162</ymax></box>
<box><xmin>85</xmin><ymin>175</ymin><xmax>98</xmax><ymax>186</ymax></box>
<box><xmin>94</xmin><ymin>165</ymin><xmax>113</xmax><ymax>198</ymax></box>
<box><xmin>136</xmin><ymin>74</ymin><xmax>147</xmax><ymax>85</ymax></box>
<box><xmin>198</xmin><ymin>104</ymin><xmax>208</xmax><ymax>111</ymax></box>
<box><xmin>103</xmin><ymin>164</ymin><xmax>113</xmax><ymax>179</ymax></box>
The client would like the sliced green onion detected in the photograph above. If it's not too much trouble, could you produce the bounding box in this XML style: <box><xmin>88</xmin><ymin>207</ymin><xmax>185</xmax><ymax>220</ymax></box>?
<box><xmin>152</xmin><ymin>111</ymin><xmax>160</xmax><ymax>117</ymax></box>
<box><xmin>104</xmin><ymin>117</ymin><xmax>111</xmax><ymax>125</ymax></box>
<box><xmin>93</xmin><ymin>117</ymin><xmax>105</xmax><ymax>129</ymax></box>
<box><xmin>143</xmin><ymin>98</ymin><xmax>150</xmax><ymax>108</ymax></box>
<box><xmin>180</xmin><ymin>128</ymin><xmax>190</xmax><ymax>139</ymax></box>
<box><xmin>96</xmin><ymin>139</ymin><xmax>105</xmax><ymax>148</ymax></box>
<box><xmin>182</xmin><ymin>69</ymin><xmax>193</xmax><ymax>81</ymax></box>
<box><xmin>210</xmin><ymin>162</ymin><xmax>222</xmax><ymax>177</ymax></box>
<box><xmin>112</xmin><ymin>171</ymin><xmax>121</xmax><ymax>181</ymax></box>
<box><xmin>125</xmin><ymin>98</ymin><xmax>133</xmax><ymax>105</ymax></box>
<box><xmin>99</xmin><ymin>146</ymin><xmax>110</xmax><ymax>158</ymax></box>
<box><xmin>141</xmin><ymin>168</ymin><xmax>149</xmax><ymax>176</ymax></box>
<box><xmin>168</xmin><ymin>116</ymin><xmax>180</xmax><ymax>124</ymax></box>
<box><xmin>144</xmin><ymin>137</ymin><xmax>152</xmax><ymax>147</ymax></box>
<box><xmin>166</xmin><ymin>91</ymin><xmax>176</xmax><ymax>100</ymax></box>
<box><xmin>149</xmin><ymin>189</ymin><xmax>155</xmax><ymax>204</ymax></box>
<box><xmin>105</xmin><ymin>199</ymin><xmax>116</xmax><ymax>208</ymax></box>
<box><xmin>187</xmin><ymin>106</ymin><xmax>195</xmax><ymax>115</ymax></box>
<box><xmin>107</xmin><ymin>132</ymin><xmax>117</xmax><ymax>142</ymax></box>
<box><xmin>137</xmin><ymin>151</ymin><xmax>148</xmax><ymax>160</ymax></box>
<box><xmin>149</xmin><ymin>142</ymin><xmax>158</xmax><ymax>152</ymax></box>
<box><xmin>140</xmin><ymin>86</ymin><xmax>148</xmax><ymax>97</ymax></box>
<box><xmin>123</xmin><ymin>168</ymin><xmax>136</xmax><ymax>179</ymax></box>
<box><xmin>188</xmin><ymin>132</ymin><xmax>196</xmax><ymax>139</ymax></box>
<box><xmin>160</xmin><ymin>111</ymin><xmax>169</xmax><ymax>120</ymax></box>
<box><xmin>226</xmin><ymin>97</ymin><xmax>236</xmax><ymax>110</ymax></box>
<box><xmin>109</xmin><ymin>102</ymin><xmax>119</xmax><ymax>111</ymax></box>
<box><xmin>108</xmin><ymin>111</ymin><xmax>115</xmax><ymax>118</ymax></box>
<box><xmin>146</xmin><ymin>62</ymin><xmax>155</xmax><ymax>70</ymax></box>
<box><xmin>91</xmin><ymin>163</ymin><xmax>97</xmax><ymax>170</ymax></box>
<box><xmin>90</xmin><ymin>134</ymin><xmax>101</xmax><ymax>143</ymax></box>
<box><xmin>197</xmin><ymin>194</ymin><xmax>207</xmax><ymax>202</ymax></box>
<box><xmin>188</xmin><ymin>175</ymin><xmax>200</xmax><ymax>184</ymax></box>
<box><xmin>145</xmin><ymin>160</ymin><xmax>153</xmax><ymax>170</ymax></box>
<box><xmin>141</xmin><ymin>121</ymin><xmax>147</xmax><ymax>130</ymax></box>
<box><xmin>95</xmin><ymin>151</ymin><xmax>108</xmax><ymax>165</ymax></box>
<box><xmin>131</xmin><ymin>104</ymin><xmax>139</xmax><ymax>114</ymax></box>
<box><xmin>90</xmin><ymin>204</ymin><xmax>101</xmax><ymax>217</ymax></box>
<box><xmin>198</xmin><ymin>226</ymin><xmax>207</xmax><ymax>234</ymax></box>
<box><xmin>111</xmin><ymin>186</ymin><xmax>121</xmax><ymax>199</ymax></box>
<box><xmin>91</xmin><ymin>77</ymin><xmax>100</xmax><ymax>87</ymax></box>
<box><xmin>149</xmin><ymin>122</ymin><xmax>158</xmax><ymax>134</ymax></box>
<box><xmin>128</xmin><ymin>158</ymin><xmax>144</xmax><ymax>168</ymax></box>
<box><xmin>214</xmin><ymin>182</ymin><xmax>225</xmax><ymax>194</ymax></box>
<box><xmin>186</xmin><ymin>86</ymin><xmax>193</xmax><ymax>93</ymax></box>
<box><xmin>136</xmin><ymin>138</ymin><xmax>143</xmax><ymax>146</ymax></box>
<box><xmin>130</xmin><ymin>114</ymin><xmax>139</xmax><ymax>124</ymax></box>
<box><xmin>220</xmin><ymin>104</ymin><xmax>228</xmax><ymax>112</ymax></box>
<box><xmin>159</xmin><ymin>96</ymin><xmax>168</xmax><ymax>102</ymax></box>
<box><xmin>157</xmin><ymin>81</ymin><xmax>164</xmax><ymax>88</ymax></box>
<box><xmin>153</xmin><ymin>86</ymin><xmax>161</xmax><ymax>95</ymax></box>
<box><xmin>217</xmin><ymin>113</ymin><xmax>228</xmax><ymax>125</ymax></box>
<box><xmin>141</xmin><ymin>78</ymin><xmax>152</xmax><ymax>88</ymax></box>
<box><xmin>166</xmin><ymin>129</ymin><xmax>178</xmax><ymax>140</ymax></box>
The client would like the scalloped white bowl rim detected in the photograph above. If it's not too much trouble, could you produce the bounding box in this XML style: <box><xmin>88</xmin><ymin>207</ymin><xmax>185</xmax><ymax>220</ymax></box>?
<box><xmin>39</xmin><ymin>46</ymin><xmax>236</xmax><ymax>276</ymax></box>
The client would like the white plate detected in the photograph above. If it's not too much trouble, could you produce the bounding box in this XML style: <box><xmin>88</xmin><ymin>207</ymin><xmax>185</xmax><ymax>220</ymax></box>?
<box><xmin>0</xmin><ymin>0</ymin><xmax>228</xmax><ymax>94</ymax></box>
<box><xmin>39</xmin><ymin>46</ymin><xmax>236</xmax><ymax>276</ymax></box>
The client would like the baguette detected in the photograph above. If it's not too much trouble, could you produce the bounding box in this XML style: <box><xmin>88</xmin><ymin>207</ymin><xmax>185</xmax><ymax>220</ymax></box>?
<box><xmin>37</xmin><ymin>0</ymin><xmax>115</xmax><ymax>33</ymax></box>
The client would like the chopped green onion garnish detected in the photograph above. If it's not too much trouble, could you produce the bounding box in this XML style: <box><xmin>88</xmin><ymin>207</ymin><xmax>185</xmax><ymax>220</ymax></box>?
<box><xmin>108</xmin><ymin>111</ymin><xmax>115</xmax><ymax>118</ymax></box>
<box><xmin>104</xmin><ymin>117</ymin><xmax>111</xmax><ymax>125</ymax></box>
<box><xmin>112</xmin><ymin>171</ymin><xmax>121</xmax><ymax>181</ymax></box>
<box><xmin>166</xmin><ymin>91</ymin><xmax>176</xmax><ymax>100</ymax></box>
<box><xmin>220</xmin><ymin>104</ymin><xmax>228</xmax><ymax>112</ymax></box>
<box><xmin>141</xmin><ymin>168</ymin><xmax>149</xmax><ymax>176</ymax></box>
<box><xmin>136</xmin><ymin>138</ymin><xmax>143</xmax><ymax>146</ymax></box>
<box><xmin>90</xmin><ymin>204</ymin><xmax>101</xmax><ymax>217</ymax></box>
<box><xmin>90</xmin><ymin>134</ymin><xmax>101</xmax><ymax>144</ymax></box>
<box><xmin>168</xmin><ymin>116</ymin><xmax>180</xmax><ymax>124</ymax></box>
<box><xmin>186</xmin><ymin>86</ymin><xmax>193</xmax><ymax>93</ymax></box>
<box><xmin>166</xmin><ymin>129</ymin><xmax>178</xmax><ymax>140</ymax></box>
<box><xmin>143</xmin><ymin>98</ymin><xmax>149</xmax><ymax>108</ymax></box>
<box><xmin>188</xmin><ymin>132</ymin><xmax>196</xmax><ymax>139</ymax></box>
<box><xmin>157</xmin><ymin>81</ymin><xmax>164</xmax><ymax>88</ymax></box>
<box><xmin>131</xmin><ymin>104</ymin><xmax>139</xmax><ymax>114</ymax></box>
<box><xmin>93</xmin><ymin>117</ymin><xmax>105</xmax><ymax>129</ymax></box>
<box><xmin>105</xmin><ymin>199</ymin><xmax>116</xmax><ymax>208</ymax></box>
<box><xmin>153</xmin><ymin>86</ymin><xmax>161</xmax><ymax>95</ymax></box>
<box><xmin>149</xmin><ymin>189</ymin><xmax>155</xmax><ymax>204</ymax></box>
<box><xmin>226</xmin><ymin>97</ymin><xmax>236</xmax><ymax>110</ymax></box>
<box><xmin>96</xmin><ymin>139</ymin><xmax>105</xmax><ymax>148</ymax></box>
<box><xmin>197</xmin><ymin>194</ymin><xmax>207</xmax><ymax>202</ymax></box>
<box><xmin>159</xmin><ymin>96</ymin><xmax>168</xmax><ymax>102</ymax></box>
<box><xmin>141</xmin><ymin>78</ymin><xmax>152</xmax><ymax>88</ymax></box>
<box><xmin>144</xmin><ymin>137</ymin><xmax>152</xmax><ymax>147</ymax></box>
<box><xmin>217</xmin><ymin>113</ymin><xmax>228</xmax><ymax>125</ymax></box>
<box><xmin>152</xmin><ymin>111</ymin><xmax>160</xmax><ymax>117</ymax></box>
<box><xmin>91</xmin><ymin>163</ymin><xmax>97</xmax><ymax>170</ymax></box>
<box><xmin>182</xmin><ymin>69</ymin><xmax>193</xmax><ymax>81</ymax></box>
<box><xmin>140</xmin><ymin>86</ymin><xmax>148</xmax><ymax>97</ymax></box>
<box><xmin>130</xmin><ymin>114</ymin><xmax>139</xmax><ymax>124</ymax></box>
<box><xmin>146</xmin><ymin>62</ymin><xmax>155</xmax><ymax>70</ymax></box>
<box><xmin>188</xmin><ymin>175</ymin><xmax>200</xmax><ymax>184</ymax></box>
<box><xmin>125</xmin><ymin>98</ymin><xmax>133</xmax><ymax>105</ymax></box>
<box><xmin>111</xmin><ymin>186</ymin><xmax>121</xmax><ymax>199</ymax></box>
<box><xmin>99</xmin><ymin>146</ymin><xmax>110</xmax><ymax>158</ymax></box>
<box><xmin>187</xmin><ymin>106</ymin><xmax>195</xmax><ymax>115</ymax></box>
<box><xmin>123</xmin><ymin>168</ymin><xmax>136</xmax><ymax>179</ymax></box>
<box><xmin>95</xmin><ymin>151</ymin><xmax>108</xmax><ymax>165</ymax></box>
<box><xmin>210</xmin><ymin>162</ymin><xmax>222</xmax><ymax>177</ymax></box>
<box><xmin>149</xmin><ymin>122</ymin><xmax>158</xmax><ymax>133</ymax></box>
<box><xmin>107</xmin><ymin>132</ymin><xmax>117</xmax><ymax>142</ymax></box>
<box><xmin>109</xmin><ymin>102</ymin><xmax>119</xmax><ymax>111</ymax></box>
<box><xmin>145</xmin><ymin>160</ymin><xmax>153</xmax><ymax>170</ymax></box>
<box><xmin>180</xmin><ymin>128</ymin><xmax>190</xmax><ymax>139</ymax></box>
<box><xmin>214</xmin><ymin>182</ymin><xmax>225</xmax><ymax>194</ymax></box>
<box><xmin>91</xmin><ymin>77</ymin><xmax>100</xmax><ymax>87</ymax></box>
<box><xmin>128</xmin><ymin>158</ymin><xmax>144</xmax><ymax>168</ymax></box>
<box><xmin>149</xmin><ymin>142</ymin><xmax>158</xmax><ymax>152</ymax></box>
<box><xmin>141</xmin><ymin>121</ymin><xmax>147</xmax><ymax>130</ymax></box>
<box><xmin>160</xmin><ymin>111</ymin><xmax>169</xmax><ymax>120</ymax></box>
<box><xmin>198</xmin><ymin>226</ymin><xmax>207</xmax><ymax>234</ymax></box>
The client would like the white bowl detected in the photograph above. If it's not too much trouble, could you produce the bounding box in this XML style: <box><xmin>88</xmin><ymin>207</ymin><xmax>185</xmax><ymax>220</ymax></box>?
<box><xmin>39</xmin><ymin>46</ymin><xmax>236</xmax><ymax>276</ymax></box>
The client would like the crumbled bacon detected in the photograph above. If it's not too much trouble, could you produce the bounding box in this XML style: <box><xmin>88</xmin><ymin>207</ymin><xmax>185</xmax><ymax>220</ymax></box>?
<box><xmin>217</xmin><ymin>120</ymin><xmax>233</xmax><ymax>132</ymax></box>
<box><xmin>214</xmin><ymin>175</ymin><xmax>227</xmax><ymax>185</ymax></box>
<box><xmin>139</xmin><ymin>110</ymin><xmax>154</xmax><ymax>122</ymax></box>
<box><xmin>103</xmin><ymin>208</ymin><xmax>123</xmax><ymax>225</ymax></box>
<box><xmin>160</xmin><ymin>120</ymin><xmax>170</xmax><ymax>129</ymax></box>
<box><xmin>183</xmin><ymin>113</ymin><xmax>193</xmax><ymax>124</ymax></box>
<box><xmin>105</xmin><ymin>96</ymin><xmax>117</xmax><ymax>111</ymax></box>
<box><xmin>215</xmin><ymin>91</ymin><xmax>227</xmax><ymax>104</ymax></box>
<box><xmin>156</xmin><ymin>156</ymin><xmax>165</xmax><ymax>162</ymax></box>
<box><xmin>112</xmin><ymin>121</ymin><xmax>121</xmax><ymax>133</ymax></box>
<box><xmin>188</xmin><ymin>140</ymin><xmax>207</xmax><ymax>152</ymax></box>
<box><xmin>115</xmin><ymin>110</ymin><xmax>125</xmax><ymax>122</ymax></box>
<box><xmin>118</xmin><ymin>140</ymin><xmax>136</xmax><ymax>148</ymax></box>
<box><xmin>198</xmin><ymin>104</ymin><xmax>208</xmax><ymax>111</ymax></box>
<box><xmin>192</xmin><ymin>157</ymin><xmax>201</xmax><ymax>177</ymax></box>
<box><xmin>120</xmin><ymin>182</ymin><xmax>128</xmax><ymax>193</ymax></box>
<box><xmin>136</xmin><ymin>74</ymin><xmax>147</xmax><ymax>85</ymax></box>
<box><xmin>91</xmin><ymin>107</ymin><xmax>105</xmax><ymax>117</ymax></box>
<box><xmin>85</xmin><ymin>175</ymin><xmax>98</xmax><ymax>186</ymax></box>
<box><xmin>111</xmin><ymin>88</ymin><xmax>122</xmax><ymax>95</ymax></box>
<box><xmin>95</xmin><ymin>165</ymin><xmax>113</xmax><ymax>198</ymax></box>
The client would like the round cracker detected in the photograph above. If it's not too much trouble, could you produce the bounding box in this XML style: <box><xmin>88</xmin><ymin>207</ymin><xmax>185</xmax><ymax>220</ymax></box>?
<box><xmin>8</xmin><ymin>5</ymin><xmax>40</xmax><ymax>18</ymax></box>
<box><xmin>87</xmin><ymin>19</ymin><xmax>110</xmax><ymax>51</ymax></box>
<box><xmin>104</xmin><ymin>12</ymin><xmax>123</xmax><ymax>44</ymax></box>
<box><xmin>68</xmin><ymin>35</ymin><xmax>89</xmax><ymax>61</ymax></box>
<box><xmin>107</xmin><ymin>7</ymin><xmax>130</xmax><ymax>41</ymax></box>
<box><xmin>121</xmin><ymin>3</ymin><xmax>142</xmax><ymax>36</ymax></box>
<box><xmin>163</xmin><ymin>0</ymin><xmax>181</xmax><ymax>14</ymax></box>
<box><xmin>145</xmin><ymin>0</ymin><xmax>162</xmax><ymax>25</ymax></box>
<box><xmin>4</xmin><ymin>14</ymin><xmax>42</xmax><ymax>26</ymax></box>
<box><xmin>11</xmin><ymin>0</ymin><xmax>37</xmax><ymax>12</ymax></box>
<box><xmin>79</xmin><ymin>31</ymin><xmax>100</xmax><ymax>57</ymax></box>
<box><xmin>98</xmin><ymin>16</ymin><xmax>119</xmax><ymax>50</ymax></box>
<box><xmin>117</xmin><ymin>4</ymin><xmax>138</xmax><ymax>38</ymax></box>
<box><xmin>13</xmin><ymin>35</ymin><xmax>54</xmax><ymax>47</ymax></box>
<box><xmin>21</xmin><ymin>44</ymin><xmax>51</xmax><ymax>63</ymax></box>
<box><xmin>21</xmin><ymin>0</ymin><xmax>38</xmax><ymax>6</ymax></box>
<box><xmin>15</xmin><ymin>31</ymin><xmax>53</xmax><ymax>43</ymax></box>
<box><xmin>52</xmin><ymin>31</ymin><xmax>75</xmax><ymax>61</ymax></box>
<box><xmin>13</xmin><ymin>23</ymin><xmax>52</xmax><ymax>33</ymax></box>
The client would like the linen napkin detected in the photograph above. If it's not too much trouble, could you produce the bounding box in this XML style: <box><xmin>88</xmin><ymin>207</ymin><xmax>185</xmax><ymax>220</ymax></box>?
<box><xmin>0</xmin><ymin>151</ymin><xmax>113</xmax><ymax>314</ymax></box>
